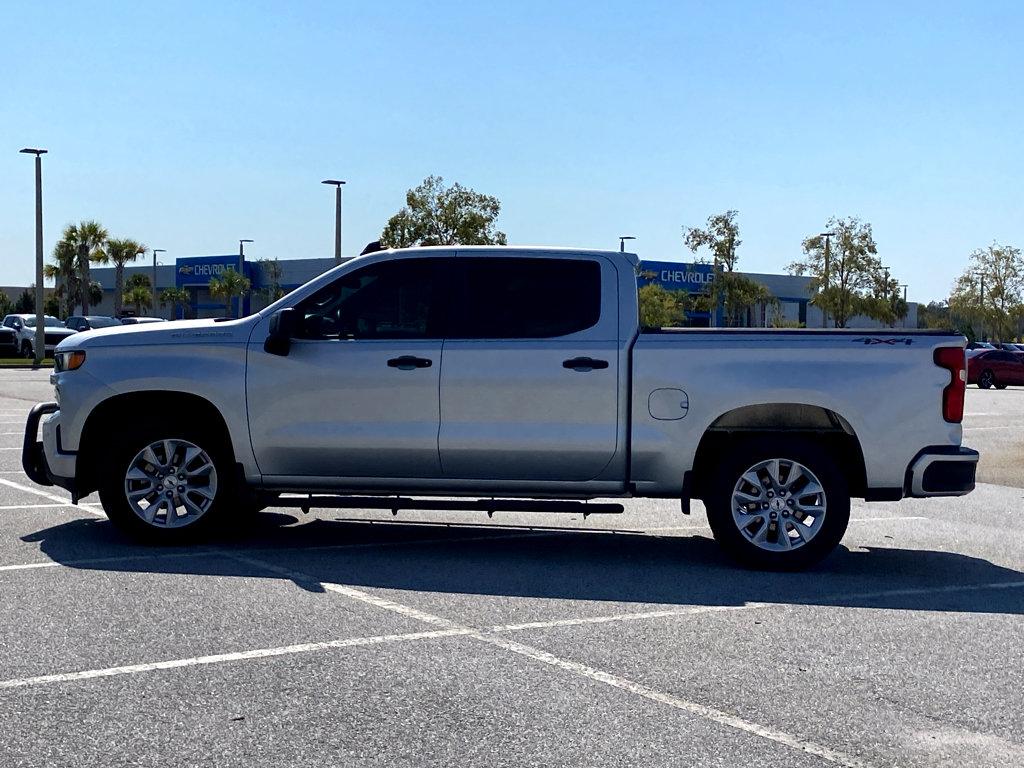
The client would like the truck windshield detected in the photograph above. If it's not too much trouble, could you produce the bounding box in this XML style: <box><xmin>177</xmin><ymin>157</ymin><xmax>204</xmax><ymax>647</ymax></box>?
<box><xmin>24</xmin><ymin>316</ymin><xmax>65</xmax><ymax>328</ymax></box>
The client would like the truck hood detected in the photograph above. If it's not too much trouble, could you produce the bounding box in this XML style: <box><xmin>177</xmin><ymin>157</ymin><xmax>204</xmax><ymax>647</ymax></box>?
<box><xmin>55</xmin><ymin>317</ymin><xmax>260</xmax><ymax>350</ymax></box>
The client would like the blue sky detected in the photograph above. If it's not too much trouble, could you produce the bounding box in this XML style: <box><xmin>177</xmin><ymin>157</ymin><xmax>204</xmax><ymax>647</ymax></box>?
<box><xmin>2</xmin><ymin>0</ymin><xmax>1021</xmax><ymax>301</ymax></box>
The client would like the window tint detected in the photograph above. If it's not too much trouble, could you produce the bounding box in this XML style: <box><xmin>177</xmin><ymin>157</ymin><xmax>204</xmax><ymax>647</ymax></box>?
<box><xmin>294</xmin><ymin>258</ymin><xmax>445</xmax><ymax>340</ymax></box>
<box><xmin>454</xmin><ymin>257</ymin><xmax>601</xmax><ymax>339</ymax></box>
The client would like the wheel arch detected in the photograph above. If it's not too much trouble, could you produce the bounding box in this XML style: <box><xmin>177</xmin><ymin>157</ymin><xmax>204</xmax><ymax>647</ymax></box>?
<box><xmin>76</xmin><ymin>390</ymin><xmax>235</xmax><ymax>497</ymax></box>
<box><xmin>689</xmin><ymin>402</ymin><xmax>867</xmax><ymax>499</ymax></box>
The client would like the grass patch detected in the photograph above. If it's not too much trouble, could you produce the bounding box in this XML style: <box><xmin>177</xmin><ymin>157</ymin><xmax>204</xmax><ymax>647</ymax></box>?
<box><xmin>0</xmin><ymin>358</ymin><xmax>54</xmax><ymax>368</ymax></box>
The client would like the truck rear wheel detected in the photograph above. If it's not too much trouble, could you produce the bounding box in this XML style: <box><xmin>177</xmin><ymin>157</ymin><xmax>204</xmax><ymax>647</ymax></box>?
<box><xmin>704</xmin><ymin>437</ymin><xmax>850</xmax><ymax>570</ymax></box>
<box><xmin>99</xmin><ymin>423</ymin><xmax>238</xmax><ymax>542</ymax></box>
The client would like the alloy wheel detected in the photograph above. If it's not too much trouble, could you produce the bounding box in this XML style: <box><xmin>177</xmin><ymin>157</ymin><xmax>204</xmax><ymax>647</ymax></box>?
<box><xmin>730</xmin><ymin>458</ymin><xmax>827</xmax><ymax>552</ymax></box>
<box><xmin>123</xmin><ymin>438</ymin><xmax>218</xmax><ymax>528</ymax></box>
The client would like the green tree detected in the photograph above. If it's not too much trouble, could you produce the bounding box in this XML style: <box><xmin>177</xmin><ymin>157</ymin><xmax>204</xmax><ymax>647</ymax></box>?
<box><xmin>62</xmin><ymin>221</ymin><xmax>108</xmax><ymax>314</ymax></box>
<box><xmin>255</xmin><ymin>258</ymin><xmax>286</xmax><ymax>303</ymax></box>
<box><xmin>209</xmin><ymin>266</ymin><xmax>251</xmax><ymax>318</ymax></box>
<box><xmin>44</xmin><ymin>293</ymin><xmax>61</xmax><ymax>317</ymax></box>
<box><xmin>44</xmin><ymin>239</ymin><xmax>80</xmax><ymax>318</ymax></box>
<box><xmin>863</xmin><ymin>270</ymin><xmax>909</xmax><ymax>328</ymax></box>
<box><xmin>948</xmin><ymin>242</ymin><xmax>1024</xmax><ymax>342</ymax></box>
<box><xmin>638</xmin><ymin>283</ymin><xmax>689</xmax><ymax>328</ymax></box>
<box><xmin>105</xmin><ymin>238</ymin><xmax>147</xmax><ymax>317</ymax></box>
<box><xmin>159</xmin><ymin>287</ymin><xmax>191</xmax><ymax>320</ymax></box>
<box><xmin>684</xmin><ymin>210</ymin><xmax>774</xmax><ymax>326</ymax></box>
<box><xmin>0</xmin><ymin>292</ymin><xmax>12</xmax><ymax>317</ymax></box>
<box><xmin>788</xmin><ymin>217</ymin><xmax>881</xmax><ymax>328</ymax></box>
<box><xmin>380</xmin><ymin>175</ymin><xmax>507</xmax><ymax>248</ymax></box>
<box><xmin>14</xmin><ymin>289</ymin><xmax>34</xmax><ymax>313</ymax></box>
<box><xmin>123</xmin><ymin>274</ymin><xmax>153</xmax><ymax>316</ymax></box>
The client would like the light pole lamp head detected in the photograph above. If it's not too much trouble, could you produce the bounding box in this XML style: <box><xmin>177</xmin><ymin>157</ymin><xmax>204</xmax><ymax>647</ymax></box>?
<box><xmin>19</xmin><ymin>148</ymin><xmax>48</xmax><ymax>156</ymax></box>
<box><xmin>322</xmin><ymin>179</ymin><xmax>346</xmax><ymax>187</ymax></box>
<box><xmin>618</xmin><ymin>235</ymin><xmax>636</xmax><ymax>252</ymax></box>
<box><xmin>152</xmin><ymin>249</ymin><xmax>166</xmax><ymax>255</ymax></box>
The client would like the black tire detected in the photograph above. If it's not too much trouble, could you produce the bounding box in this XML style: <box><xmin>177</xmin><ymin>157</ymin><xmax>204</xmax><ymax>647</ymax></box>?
<box><xmin>979</xmin><ymin>369</ymin><xmax>995</xmax><ymax>389</ymax></box>
<box><xmin>20</xmin><ymin>340</ymin><xmax>32</xmax><ymax>359</ymax></box>
<box><xmin>704</xmin><ymin>437</ymin><xmax>850</xmax><ymax>570</ymax></box>
<box><xmin>98</xmin><ymin>420</ymin><xmax>240</xmax><ymax>542</ymax></box>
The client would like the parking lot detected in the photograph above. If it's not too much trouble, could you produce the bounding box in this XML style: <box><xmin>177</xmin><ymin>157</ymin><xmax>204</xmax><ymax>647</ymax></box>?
<box><xmin>0</xmin><ymin>368</ymin><xmax>1021</xmax><ymax>767</ymax></box>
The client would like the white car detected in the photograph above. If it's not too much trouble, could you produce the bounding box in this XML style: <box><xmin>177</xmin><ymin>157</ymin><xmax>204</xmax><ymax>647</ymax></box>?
<box><xmin>2</xmin><ymin>314</ymin><xmax>77</xmax><ymax>359</ymax></box>
<box><xmin>25</xmin><ymin>246</ymin><xmax>978</xmax><ymax>569</ymax></box>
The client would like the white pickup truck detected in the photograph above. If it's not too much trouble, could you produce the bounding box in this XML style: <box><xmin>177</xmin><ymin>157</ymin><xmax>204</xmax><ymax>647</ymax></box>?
<box><xmin>24</xmin><ymin>246</ymin><xmax>978</xmax><ymax>568</ymax></box>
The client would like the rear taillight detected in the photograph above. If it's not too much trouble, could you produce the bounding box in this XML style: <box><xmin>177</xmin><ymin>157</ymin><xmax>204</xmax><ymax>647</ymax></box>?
<box><xmin>934</xmin><ymin>346</ymin><xmax>966</xmax><ymax>423</ymax></box>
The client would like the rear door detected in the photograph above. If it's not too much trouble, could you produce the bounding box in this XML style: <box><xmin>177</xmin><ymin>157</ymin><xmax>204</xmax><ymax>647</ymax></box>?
<box><xmin>438</xmin><ymin>254</ymin><xmax>620</xmax><ymax>481</ymax></box>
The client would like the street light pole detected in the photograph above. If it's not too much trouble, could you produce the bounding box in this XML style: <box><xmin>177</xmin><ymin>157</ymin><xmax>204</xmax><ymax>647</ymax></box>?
<box><xmin>151</xmin><ymin>249</ymin><xmax>166</xmax><ymax>311</ymax></box>
<box><xmin>819</xmin><ymin>232</ymin><xmax>835</xmax><ymax>328</ymax></box>
<box><xmin>974</xmin><ymin>272</ymin><xmax>986</xmax><ymax>341</ymax></box>
<box><xmin>900</xmin><ymin>284</ymin><xmax>908</xmax><ymax>327</ymax></box>
<box><xmin>20</xmin><ymin>148</ymin><xmax>47</xmax><ymax>365</ymax></box>
<box><xmin>618</xmin><ymin>235</ymin><xmax>636</xmax><ymax>253</ymax></box>
<box><xmin>322</xmin><ymin>180</ymin><xmax>346</xmax><ymax>264</ymax></box>
<box><xmin>238</xmin><ymin>239</ymin><xmax>253</xmax><ymax>319</ymax></box>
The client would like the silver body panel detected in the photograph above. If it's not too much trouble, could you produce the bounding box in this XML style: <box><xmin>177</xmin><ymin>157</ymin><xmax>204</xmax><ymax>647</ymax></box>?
<box><xmin>42</xmin><ymin>246</ymin><xmax>970</xmax><ymax>502</ymax></box>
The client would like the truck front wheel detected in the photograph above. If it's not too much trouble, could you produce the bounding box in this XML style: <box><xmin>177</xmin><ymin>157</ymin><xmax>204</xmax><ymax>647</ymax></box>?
<box><xmin>99</xmin><ymin>425</ymin><xmax>238</xmax><ymax>541</ymax></box>
<box><xmin>704</xmin><ymin>438</ymin><xmax>850</xmax><ymax>570</ymax></box>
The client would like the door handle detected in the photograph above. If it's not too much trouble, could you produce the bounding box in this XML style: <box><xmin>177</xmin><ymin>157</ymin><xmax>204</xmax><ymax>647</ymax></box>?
<box><xmin>387</xmin><ymin>355</ymin><xmax>432</xmax><ymax>370</ymax></box>
<box><xmin>562</xmin><ymin>357</ymin><xmax>609</xmax><ymax>372</ymax></box>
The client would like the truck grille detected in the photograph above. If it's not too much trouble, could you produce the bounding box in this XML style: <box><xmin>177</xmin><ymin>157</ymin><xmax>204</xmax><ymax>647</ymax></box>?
<box><xmin>44</xmin><ymin>333</ymin><xmax>66</xmax><ymax>346</ymax></box>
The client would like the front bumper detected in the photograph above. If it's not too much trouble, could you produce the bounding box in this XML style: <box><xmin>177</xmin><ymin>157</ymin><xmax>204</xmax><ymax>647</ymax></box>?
<box><xmin>906</xmin><ymin>446</ymin><xmax>979</xmax><ymax>497</ymax></box>
<box><xmin>23</xmin><ymin>402</ymin><xmax>78</xmax><ymax>498</ymax></box>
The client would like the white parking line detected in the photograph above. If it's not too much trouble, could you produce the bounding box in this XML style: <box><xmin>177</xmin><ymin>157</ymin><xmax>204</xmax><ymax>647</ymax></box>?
<box><xmin>0</xmin><ymin>478</ymin><xmax>104</xmax><ymax>517</ymax></box>
<box><xmin>0</xmin><ymin>628</ymin><xmax>472</xmax><ymax>691</ymax></box>
<box><xmin>0</xmin><ymin>503</ymin><xmax>73</xmax><ymax>510</ymax></box>
<box><xmin>490</xmin><ymin>604</ymin><xmax>763</xmax><ymax>632</ymax></box>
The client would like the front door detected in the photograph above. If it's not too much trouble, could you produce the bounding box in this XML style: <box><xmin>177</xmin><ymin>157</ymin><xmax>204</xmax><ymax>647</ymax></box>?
<box><xmin>247</xmin><ymin>257</ymin><xmax>448</xmax><ymax>479</ymax></box>
<box><xmin>438</xmin><ymin>255</ymin><xmax>620</xmax><ymax>482</ymax></box>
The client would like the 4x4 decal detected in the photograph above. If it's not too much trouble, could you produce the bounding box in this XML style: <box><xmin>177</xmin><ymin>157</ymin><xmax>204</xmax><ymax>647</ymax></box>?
<box><xmin>851</xmin><ymin>337</ymin><xmax>914</xmax><ymax>345</ymax></box>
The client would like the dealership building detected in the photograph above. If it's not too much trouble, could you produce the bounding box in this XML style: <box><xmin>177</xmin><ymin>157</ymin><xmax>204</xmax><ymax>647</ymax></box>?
<box><xmin>76</xmin><ymin>253</ymin><xmax>916</xmax><ymax>328</ymax></box>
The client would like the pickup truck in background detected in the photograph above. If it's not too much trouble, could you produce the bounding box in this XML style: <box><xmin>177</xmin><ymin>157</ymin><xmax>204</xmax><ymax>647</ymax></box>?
<box><xmin>24</xmin><ymin>246</ymin><xmax>978</xmax><ymax>568</ymax></box>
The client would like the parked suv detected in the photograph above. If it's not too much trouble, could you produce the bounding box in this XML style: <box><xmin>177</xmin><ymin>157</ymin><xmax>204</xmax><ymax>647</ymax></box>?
<box><xmin>2</xmin><ymin>314</ymin><xmax>78</xmax><ymax>358</ymax></box>
<box><xmin>65</xmin><ymin>316</ymin><xmax>122</xmax><ymax>332</ymax></box>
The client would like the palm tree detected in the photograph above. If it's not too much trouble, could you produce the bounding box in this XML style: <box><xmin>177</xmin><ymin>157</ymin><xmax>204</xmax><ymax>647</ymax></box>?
<box><xmin>62</xmin><ymin>221</ymin><xmax>108</xmax><ymax>314</ymax></box>
<box><xmin>159</xmin><ymin>287</ymin><xmax>191</xmax><ymax>320</ymax></box>
<box><xmin>44</xmin><ymin>239</ymin><xmax>79</xmax><ymax>318</ymax></box>
<box><xmin>123</xmin><ymin>275</ymin><xmax>153</xmax><ymax>316</ymax></box>
<box><xmin>105</xmin><ymin>238</ymin><xmax>147</xmax><ymax>317</ymax></box>
<box><xmin>209</xmin><ymin>266</ymin><xmax>251</xmax><ymax>318</ymax></box>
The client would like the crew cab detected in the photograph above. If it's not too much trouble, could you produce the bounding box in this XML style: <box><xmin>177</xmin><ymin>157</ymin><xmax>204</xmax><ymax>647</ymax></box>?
<box><xmin>23</xmin><ymin>246</ymin><xmax>978</xmax><ymax>568</ymax></box>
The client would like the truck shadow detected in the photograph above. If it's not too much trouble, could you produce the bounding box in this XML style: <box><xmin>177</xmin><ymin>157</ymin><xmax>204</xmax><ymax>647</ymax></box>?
<box><xmin>22</xmin><ymin>512</ymin><xmax>1024</xmax><ymax>616</ymax></box>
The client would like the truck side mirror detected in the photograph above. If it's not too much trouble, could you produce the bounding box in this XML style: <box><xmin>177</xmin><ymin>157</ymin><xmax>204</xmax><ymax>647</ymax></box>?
<box><xmin>265</xmin><ymin>308</ymin><xmax>298</xmax><ymax>356</ymax></box>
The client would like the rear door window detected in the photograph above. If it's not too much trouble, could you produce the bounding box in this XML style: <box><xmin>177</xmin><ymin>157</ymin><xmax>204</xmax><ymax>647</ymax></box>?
<box><xmin>452</xmin><ymin>257</ymin><xmax>601</xmax><ymax>339</ymax></box>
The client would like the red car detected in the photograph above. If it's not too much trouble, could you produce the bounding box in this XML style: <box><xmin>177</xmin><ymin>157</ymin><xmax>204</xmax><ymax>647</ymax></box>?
<box><xmin>967</xmin><ymin>349</ymin><xmax>1024</xmax><ymax>389</ymax></box>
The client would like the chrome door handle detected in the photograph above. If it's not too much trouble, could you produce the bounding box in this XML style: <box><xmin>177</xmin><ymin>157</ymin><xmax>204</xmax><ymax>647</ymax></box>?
<box><xmin>562</xmin><ymin>357</ymin><xmax>609</xmax><ymax>372</ymax></box>
<box><xmin>387</xmin><ymin>356</ymin><xmax>432</xmax><ymax>370</ymax></box>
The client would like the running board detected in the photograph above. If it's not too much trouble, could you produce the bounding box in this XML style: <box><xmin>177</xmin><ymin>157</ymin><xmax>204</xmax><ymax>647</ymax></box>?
<box><xmin>274</xmin><ymin>495</ymin><xmax>624</xmax><ymax>517</ymax></box>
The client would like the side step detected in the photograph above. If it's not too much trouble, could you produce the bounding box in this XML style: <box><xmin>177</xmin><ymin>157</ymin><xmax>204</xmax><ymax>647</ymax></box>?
<box><xmin>274</xmin><ymin>495</ymin><xmax>624</xmax><ymax>517</ymax></box>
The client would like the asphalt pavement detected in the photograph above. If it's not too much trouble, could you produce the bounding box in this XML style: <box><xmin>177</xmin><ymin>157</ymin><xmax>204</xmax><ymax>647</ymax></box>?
<box><xmin>0</xmin><ymin>369</ymin><xmax>1021</xmax><ymax>767</ymax></box>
